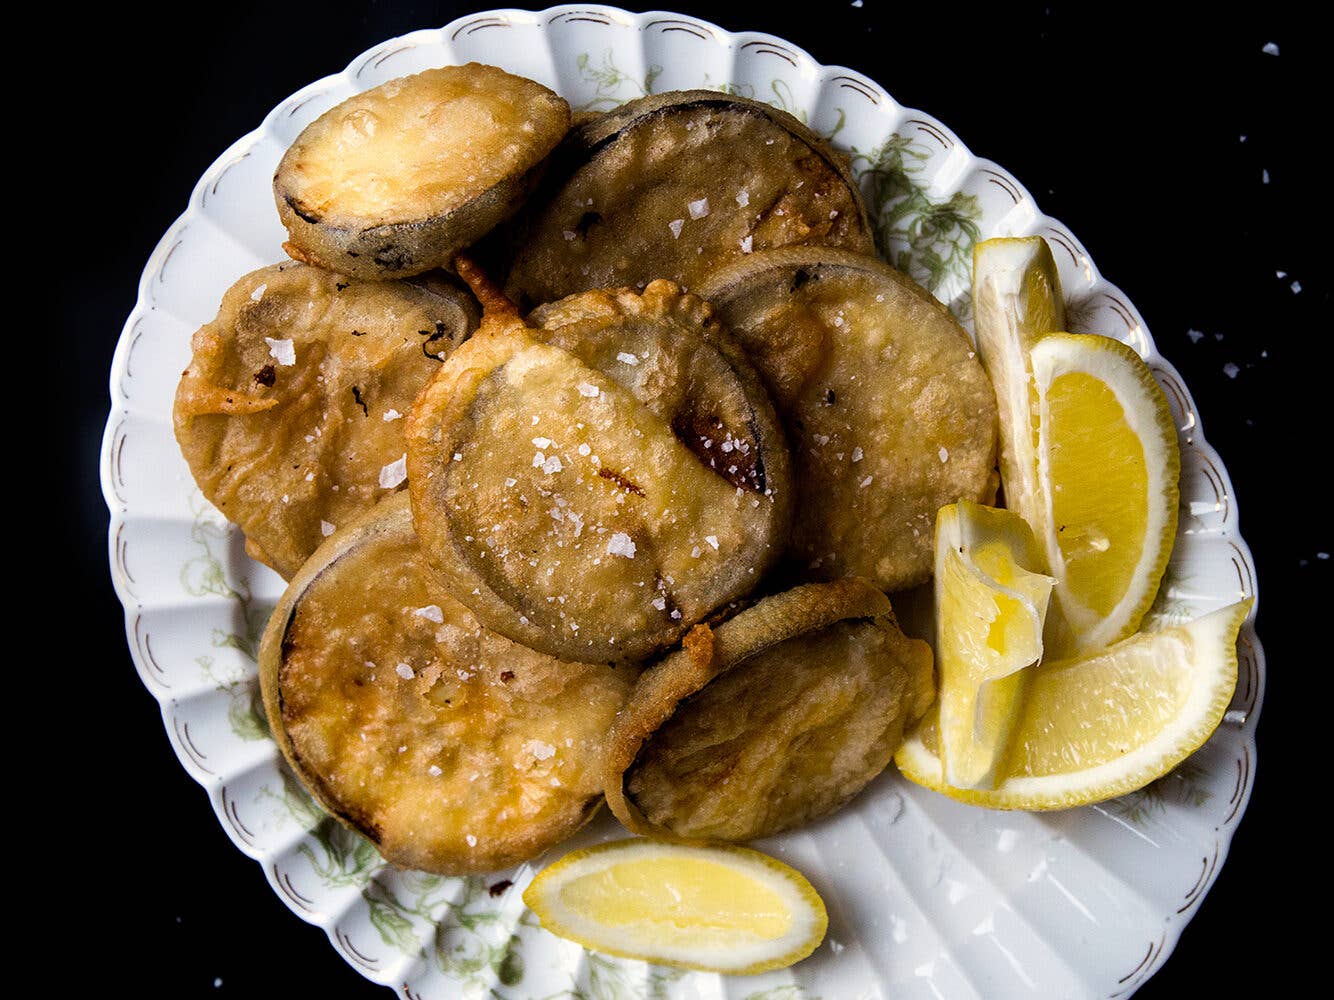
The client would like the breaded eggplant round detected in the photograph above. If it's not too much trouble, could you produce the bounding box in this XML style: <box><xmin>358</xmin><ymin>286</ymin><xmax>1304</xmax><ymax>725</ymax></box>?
<box><xmin>406</xmin><ymin>262</ymin><xmax>791</xmax><ymax>664</ymax></box>
<box><xmin>174</xmin><ymin>262</ymin><xmax>477</xmax><ymax>579</ymax></box>
<box><xmin>697</xmin><ymin>247</ymin><xmax>999</xmax><ymax>591</ymax></box>
<box><xmin>505</xmin><ymin>91</ymin><xmax>875</xmax><ymax>309</ymax></box>
<box><xmin>603</xmin><ymin>579</ymin><xmax>935</xmax><ymax>842</ymax></box>
<box><xmin>275</xmin><ymin>64</ymin><xmax>571</xmax><ymax>279</ymax></box>
<box><xmin>258</xmin><ymin>493</ymin><xmax>637</xmax><ymax>874</ymax></box>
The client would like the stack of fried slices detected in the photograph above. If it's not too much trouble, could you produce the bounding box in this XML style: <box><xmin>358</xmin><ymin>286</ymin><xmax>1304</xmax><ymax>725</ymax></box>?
<box><xmin>173</xmin><ymin>64</ymin><xmax>998</xmax><ymax>874</ymax></box>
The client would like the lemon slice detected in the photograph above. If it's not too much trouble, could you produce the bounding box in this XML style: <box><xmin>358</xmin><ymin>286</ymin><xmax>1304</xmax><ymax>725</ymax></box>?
<box><xmin>1031</xmin><ymin>333</ymin><xmax>1180</xmax><ymax>653</ymax></box>
<box><xmin>972</xmin><ymin>236</ymin><xmax>1066</xmax><ymax>537</ymax></box>
<box><xmin>523</xmin><ymin>839</ymin><xmax>827</xmax><ymax>974</ymax></box>
<box><xmin>896</xmin><ymin>600</ymin><xmax>1248</xmax><ymax>810</ymax></box>
<box><xmin>936</xmin><ymin>501</ymin><xmax>1054</xmax><ymax>789</ymax></box>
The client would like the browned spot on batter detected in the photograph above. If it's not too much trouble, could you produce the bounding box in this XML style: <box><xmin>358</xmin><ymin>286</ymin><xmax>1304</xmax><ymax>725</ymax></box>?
<box><xmin>670</xmin><ymin>409</ymin><xmax>762</xmax><ymax>491</ymax></box>
<box><xmin>597</xmin><ymin>466</ymin><xmax>645</xmax><ymax>496</ymax></box>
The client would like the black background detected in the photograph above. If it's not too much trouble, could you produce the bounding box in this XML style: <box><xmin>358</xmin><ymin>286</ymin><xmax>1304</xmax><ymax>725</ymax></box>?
<box><xmin>57</xmin><ymin>2</ymin><xmax>1323</xmax><ymax>996</ymax></box>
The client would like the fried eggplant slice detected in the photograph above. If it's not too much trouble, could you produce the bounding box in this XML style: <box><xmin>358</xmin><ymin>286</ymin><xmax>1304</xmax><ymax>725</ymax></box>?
<box><xmin>406</xmin><ymin>263</ymin><xmax>791</xmax><ymax>664</ymax></box>
<box><xmin>258</xmin><ymin>493</ymin><xmax>636</xmax><ymax>874</ymax></box>
<box><xmin>505</xmin><ymin>90</ymin><xmax>875</xmax><ymax>308</ymax></box>
<box><xmin>698</xmin><ymin>247</ymin><xmax>999</xmax><ymax>591</ymax></box>
<box><xmin>275</xmin><ymin>64</ymin><xmax>570</xmax><ymax>279</ymax></box>
<box><xmin>174</xmin><ymin>262</ymin><xmax>477</xmax><ymax>579</ymax></box>
<box><xmin>603</xmin><ymin>579</ymin><xmax>935</xmax><ymax>842</ymax></box>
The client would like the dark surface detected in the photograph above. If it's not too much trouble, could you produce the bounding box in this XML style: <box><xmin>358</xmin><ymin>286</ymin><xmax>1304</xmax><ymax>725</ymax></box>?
<box><xmin>59</xmin><ymin>1</ymin><xmax>1321</xmax><ymax>996</ymax></box>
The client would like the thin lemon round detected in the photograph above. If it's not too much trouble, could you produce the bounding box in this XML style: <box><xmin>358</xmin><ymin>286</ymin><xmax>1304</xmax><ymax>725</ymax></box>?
<box><xmin>935</xmin><ymin>501</ymin><xmax>1054</xmax><ymax>790</ymax></box>
<box><xmin>1031</xmin><ymin>333</ymin><xmax>1180</xmax><ymax>653</ymax></box>
<box><xmin>896</xmin><ymin>600</ymin><xmax>1249</xmax><ymax>810</ymax></box>
<box><xmin>523</xmin><ymin>838</ymin><xmax>827</xmax><ymax>974</ymax></box>
<box><xmin>972</xmin><ymin>236</ymin><xmax>1066</xmax><ymax>535</ymax></box>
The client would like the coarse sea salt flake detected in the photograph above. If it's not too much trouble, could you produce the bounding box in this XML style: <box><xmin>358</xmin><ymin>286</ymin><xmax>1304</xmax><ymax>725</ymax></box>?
<box><xmin>705</xmin><ymin>535</ymin><xmax>719</xmax><ymax>549</ymax></box>
<box><xmin>736</xmin><ymin>189</ymin><xmax>750</xmax><ymax>207</ymax></box>
<box><xmin>250</xmin><ymin>283</ymin><xmax>267</xmax><ymax>301</ymax></box>
<box><xmin>607</xmin><ymin>532</ymin><xmax>636</xmax><ymax>558</ymax></box>
<box><xmin>577</xmin><ymin>443</ymin><xmax>591</xmax><ymax>456</ymax></box>
<box><xmin>320</xmin><ymin>520</ymin><xmax>336</xmax><ymax>536</ymax></box>
<box><xmin>542</xmin><ymin>455</ymin><xmax>563</xmax><ymax>474</ymax></box>
<box><xmin>396</xmin><ymin>663</ymin><xmax>415</xmax><ymax>679</ymax></box>
<box><xmin>860</xmin><ymin>475</ymin><xmax>874</xmax><ymax>488</ymax></box>
<box><xmin>379</xmin><ymin>454</ymin><xmax>407</xmax><ymax>488</ymax></box>
<box><xmin>265</xmin><ymin>337</ymin><xmax>296</xmax><ymax>366</ymax></box>
<box><xmin>651</xmin><ymin>596</ymin><xmax>667</xmax><ymax>611</ymax></box>
<box><xmin>669</xmin><ymin>218</ymin><xmax>684</xmax><ymax>238</ymax></box>
<box><xmin>414</xmin><ymin>605</ymin><xmax>444</xmax><ymax>623</ymax></box>
<box><xmin>428</xmin><ymin>764</ymin><xmax>442</xmax><ymax>776</ymax></box>
<box><xmin>852</xmin><ymin>446</ymin><xmax>864</xmax><ymax>462</ymax></box>
<box><xmin>465</xmin><ymin>834</ymin><xmax>477</xmax><ymax>847</ymax></box>
<box><xmin>1263</xmin><ymin>41</ymin><xmax>1280</xmax><ymax>55</ymax></box>
<box><xmin>739</xmin><ymin>235</ymin><xmax>753</xmax><ymax>253</ymax></box>
<box><xmin>577</xmin><ymin>382</ymin><xmax>600</xmax><ymax>398</ymax></box>
<box><xmin>938</xmin><ymin>447</ymin><xmax>950</xmax><ymax>463</ymax></box>
<box><xmin>526</xmin><ymin>740</ymin><xmax>556</xmax><ymax>761</ymax></box>
<box><xmin>382</xmin><ymin>408</ymin><xmax>402</xmax><ymax>421</ymax></box>
<box><xmin>688</xmin><ymin>197</ymin><xmax>710</xmax><ymax>219</ymax></box>
<box><xmin>1223</xmin><ymin>362</ymin><xmax>1240</xmax><ymax>379</ymax></box>
<box><xmin>532</xmin><ymin>437</ymin><xmax>552</xmax><ymax>448</ymax></box>
<box><xmin>617</xmin><ymin>352</ymin><xmax>639</xmax><ymax>365</ymax></box>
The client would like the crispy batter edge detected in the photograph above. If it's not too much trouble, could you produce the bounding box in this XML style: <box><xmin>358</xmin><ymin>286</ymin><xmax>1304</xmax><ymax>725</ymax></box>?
<box><xmin>601</xmin><ymin>578</ymin><xmax>905</xmax><ymax>843</ymax></box>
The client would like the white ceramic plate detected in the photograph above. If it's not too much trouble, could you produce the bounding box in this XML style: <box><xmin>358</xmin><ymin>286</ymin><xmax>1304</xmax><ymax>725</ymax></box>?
<box><xmin>100</xmin><ymin>6</ymin><xmax>1263</xmax><ymax>998</ymax></box>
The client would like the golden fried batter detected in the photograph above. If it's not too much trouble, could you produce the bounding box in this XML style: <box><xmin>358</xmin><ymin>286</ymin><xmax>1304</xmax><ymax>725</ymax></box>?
<box><xmin>258</xmin><ymin>493</ymin><xmax>636</xmax><ymax>874</ymax></box>
<box><xmin>698</xmin><ymin>248</ymin><xmax>999</xmax><ymax>590</ymax></box>
<box><xmin>604</xmin><ymin>579</ymin><xmax>934</xmax><ymax>842</ymax></box>
<box><xmin>505</xmin><ymin>91</ymin><xmax>874</xmax><ymax>308</ymax></box>
<box><xmin>276</xmin><ymin>64</ymin><xmax>570</xmax><ymax>279</ymax></box>
<box><xmin>406</xmin><ymin>264</ymin><xmax>790</xmax><ymax>663</ymax></box>
<box><xmin>174</xmin><ymin>262</ymin><xmax>477</xmax><ymax>578</ymax></box>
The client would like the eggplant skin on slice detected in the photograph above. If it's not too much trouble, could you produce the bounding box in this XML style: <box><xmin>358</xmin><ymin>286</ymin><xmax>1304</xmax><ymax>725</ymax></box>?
<box><xmin>697</xmin><ymin>247</ymin><xmax>999</xmax><ymax>591</ymax></box>
<box><xmin>275</xmin><ymin>64</ymin><xmax>570</xmax><ymax>279</ymax></box>
<box><xmin>405</xmin><ymin>272</ymin><xmax>791</xmax><ymax>664</ymax></box>
<box><xmin>603</xmin><ymin>579</ymin><xmax>935</xmax><ymax>842</ymax></box>
<box><xmin>258</xmin><ymin>493</ymin><xmax>636</xmax><ymax>875</ymax></box>
<box><xmin>505</xmin><ymin>90</ymin><xmax>875</xmax><ymax>309</ymax></box>
<box><xmin>174</xmin><ymin>262</ymin><xmax>477</xmax><ymax>579</ymax></box>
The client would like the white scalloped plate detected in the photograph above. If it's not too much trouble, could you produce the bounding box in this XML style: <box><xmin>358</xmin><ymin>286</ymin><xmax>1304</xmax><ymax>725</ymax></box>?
<box><xmin>100</xmin><ymin>6</ymin><xmax>1263</xmax><ymax>999</ymax></box>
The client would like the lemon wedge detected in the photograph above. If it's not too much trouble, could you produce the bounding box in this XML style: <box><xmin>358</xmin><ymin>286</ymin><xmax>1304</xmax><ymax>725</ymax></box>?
<box><xmin>896</xmin><ymin>600</ymin><xmax>1248</xmax><ymax>810</ymax></box>
<box><xmin>935</xmin><ymin>501</ymin><xmax>1054</xmax><ymax>790</ymax></box>
<box><xmin>1031</xmin><ymin>333</ymin><xmax>1180</xmax><ymax>653</ymax></box>
<box><xmin>523</xmin><ymin>839</ymin><xmax>827</xmax><ymax>974</ymax></box>
<box><xmin>972</xmin><ymin>236</ymin><xmax>1066</xmax><ymax>538</ymax></box>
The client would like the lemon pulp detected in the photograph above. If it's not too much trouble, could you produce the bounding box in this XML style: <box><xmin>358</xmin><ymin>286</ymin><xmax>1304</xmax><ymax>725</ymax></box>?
<box><xmin>524</xmin><ymin>839</ymin><xmax>827</xmax><ymax>974</ymax></box>
<box><xmin>1032</xmin><ymin>333</ymin><xmax>1180</xmax><ymax>653</ymax></box>
<box><xmin>558</xmin><ymin>856</ymin><xmax>791</xmax><ymax>944</ymax></box>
